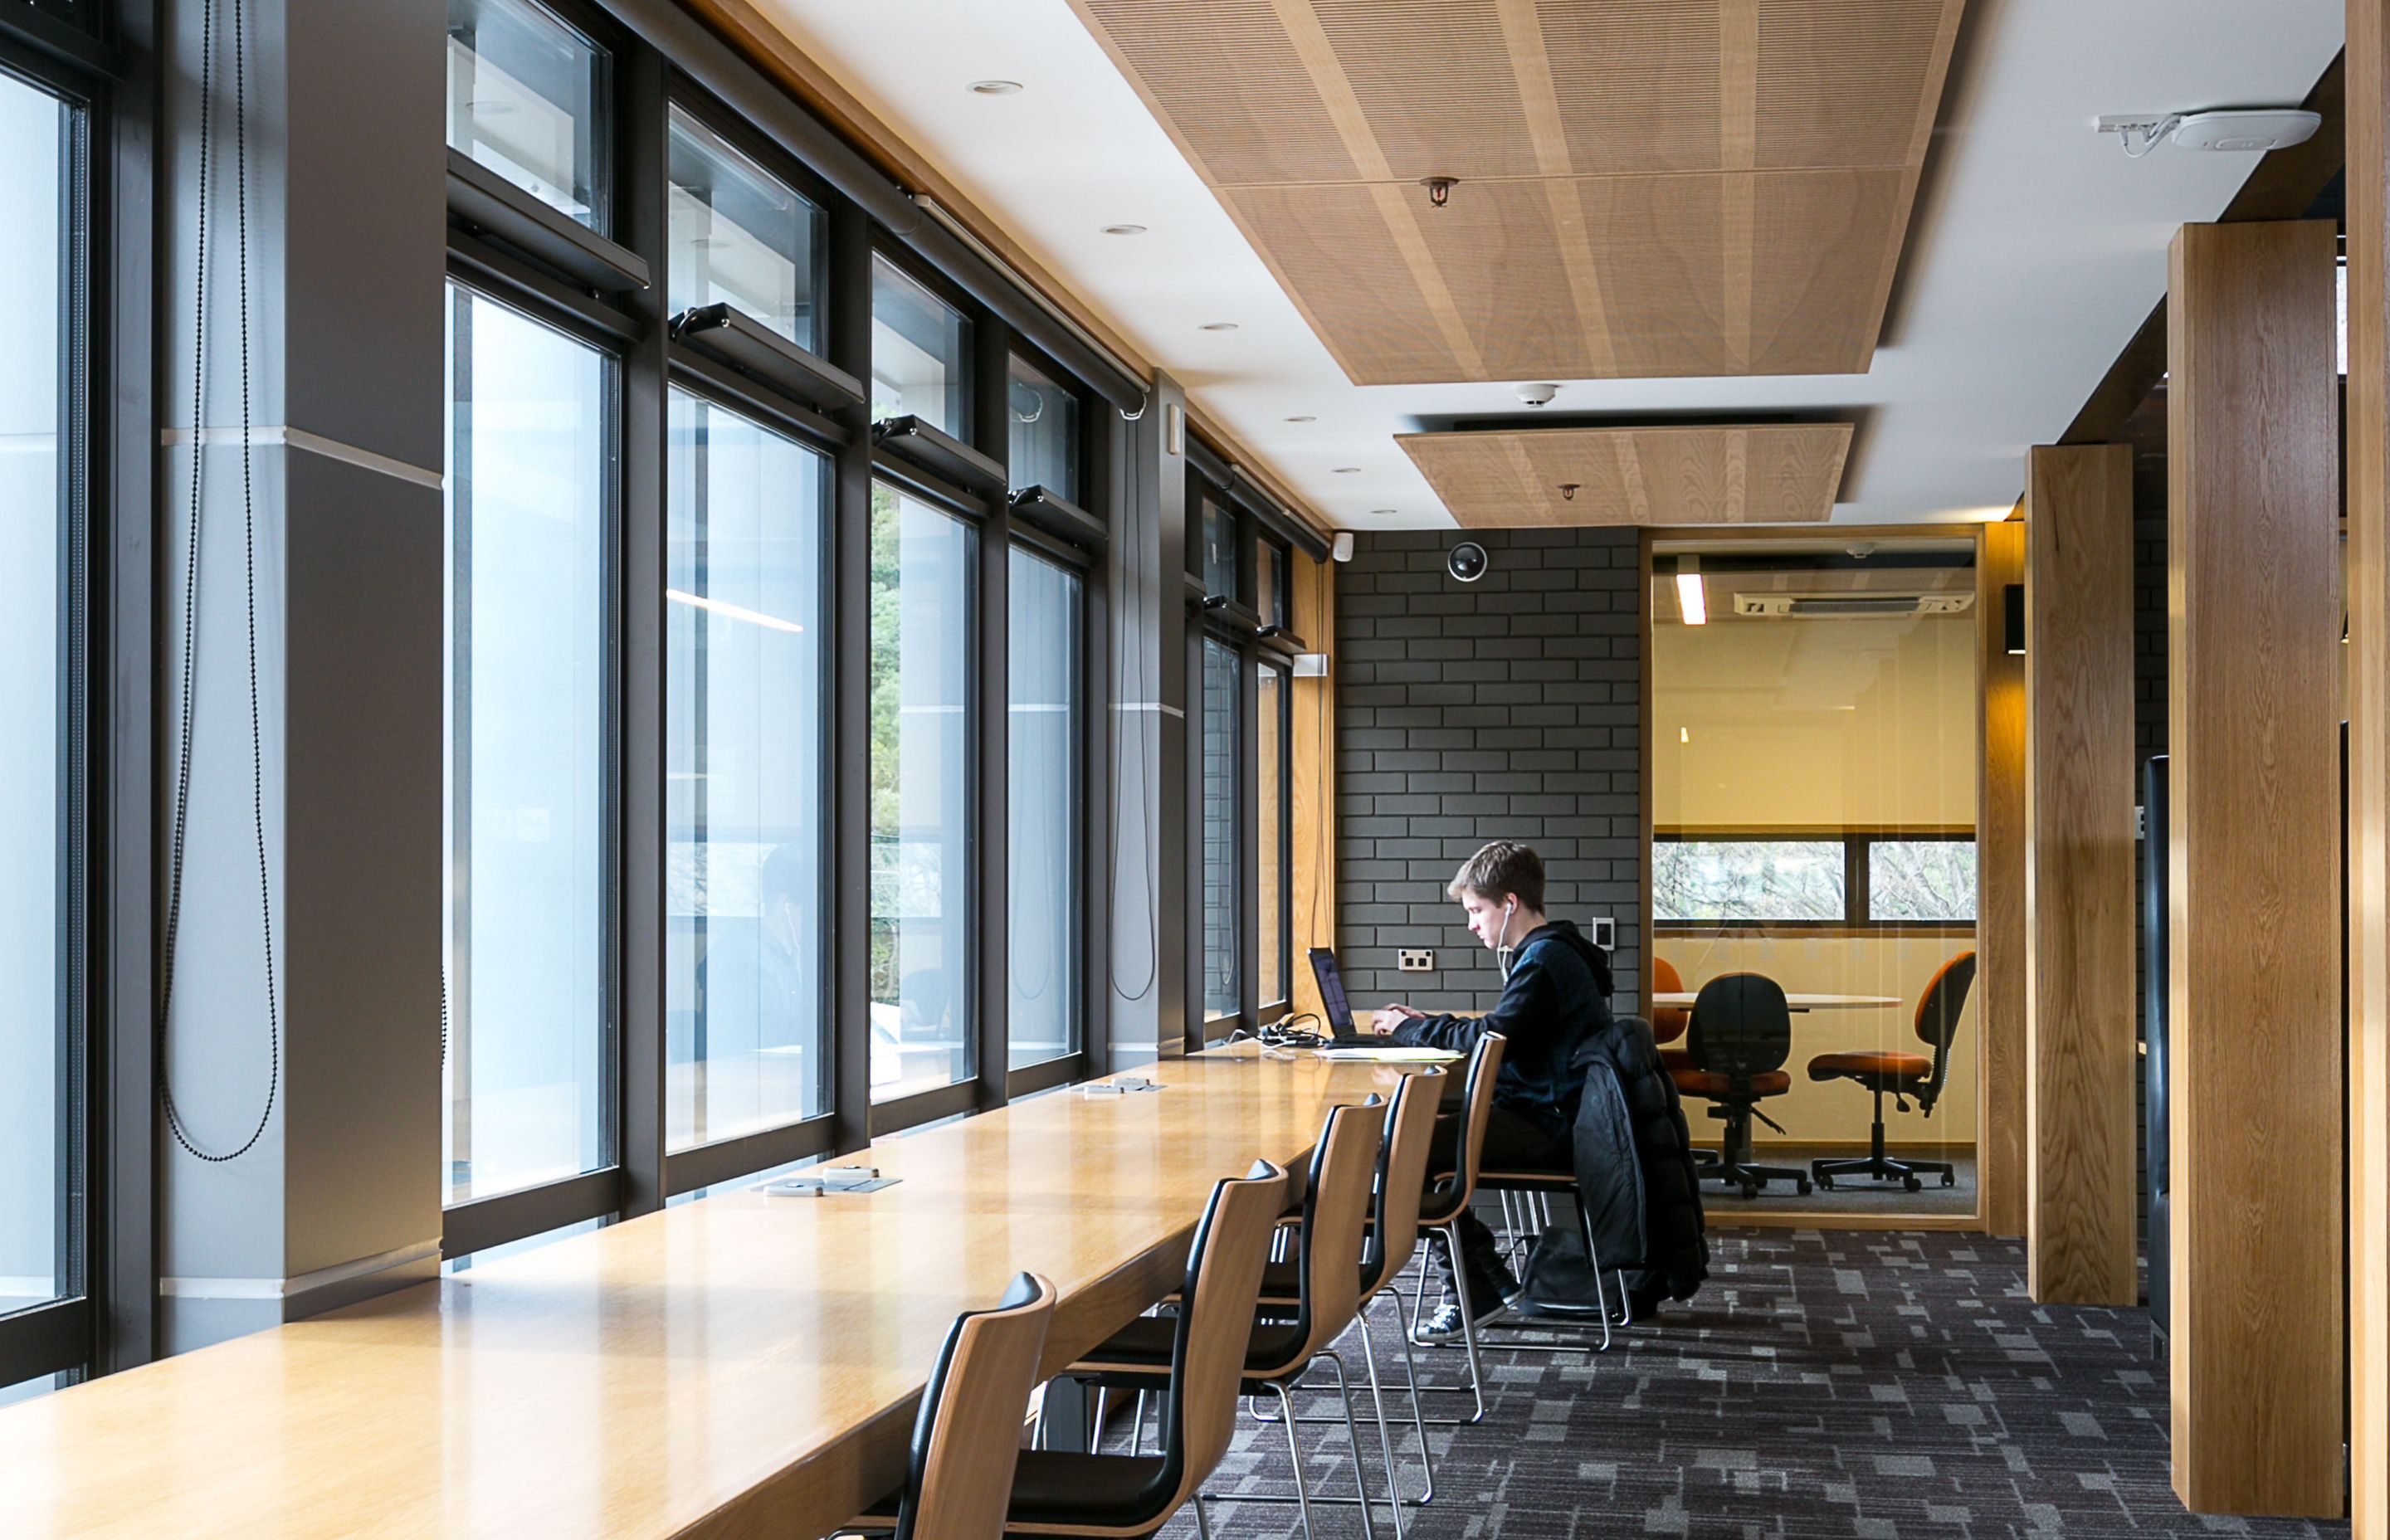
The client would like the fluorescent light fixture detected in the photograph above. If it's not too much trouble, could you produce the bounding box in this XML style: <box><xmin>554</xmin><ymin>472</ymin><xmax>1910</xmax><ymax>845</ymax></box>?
<box><xmin>1675</xmin><ymin>557</ymin><xmax>1707</xmax><ymax>626</ymax></box>
<box><xmin>1679</xmin><ymin>726</ymin><xmax>1690</xmax><ymax>744</ymax></box>
<box><xmin>668</xmin><ymin>588</ymin><xmax>804</xmax><ymax>634</ymax></box>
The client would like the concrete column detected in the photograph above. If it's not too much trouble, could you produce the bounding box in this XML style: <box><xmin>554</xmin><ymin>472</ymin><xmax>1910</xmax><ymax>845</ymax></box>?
<box><xmin>156</xmin><ymin>0</ymin><xmax>445</xmax><ymax>1352</ymax></box>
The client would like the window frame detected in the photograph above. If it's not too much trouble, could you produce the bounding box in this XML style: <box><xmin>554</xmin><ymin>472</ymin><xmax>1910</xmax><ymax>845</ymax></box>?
<box><xmin>1651</xmin><ymin>826</ymin><xmax>1979</xmax><ymax>937</ymax></box>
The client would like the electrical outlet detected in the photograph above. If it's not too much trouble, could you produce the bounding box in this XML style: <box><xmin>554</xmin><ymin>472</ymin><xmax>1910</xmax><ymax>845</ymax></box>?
<box><xmin>1589</xmin><ymin>916</ymin><xmax>1616</xmax><ymax>950</ymax></box>
<box><xmin>1398</xmin><ymin>949</ymin><xmax>1434</xmax><ymax>973</ymax></box>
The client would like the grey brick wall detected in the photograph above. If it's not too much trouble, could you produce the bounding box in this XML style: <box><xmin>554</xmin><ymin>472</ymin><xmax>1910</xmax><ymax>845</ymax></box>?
<box><xmin>1334</xmin><ymin>527</ymin><xmax>1642</xmax><ymax>1016</ymax></box>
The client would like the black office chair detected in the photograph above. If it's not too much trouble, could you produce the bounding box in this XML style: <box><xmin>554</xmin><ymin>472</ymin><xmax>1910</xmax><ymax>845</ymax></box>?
<box><xmin>1807</xmin><ymin>952</ymin><xmax>1975</xmax><ymax>1192</ymax></box>
<box><xmin>1677</xmin><ymin>972</ymin><xmax>1811</xmax><ymax>1198</ymax></box>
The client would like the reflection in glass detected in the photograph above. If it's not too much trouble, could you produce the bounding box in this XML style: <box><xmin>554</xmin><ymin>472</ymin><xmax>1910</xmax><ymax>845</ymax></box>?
<box><xmin>666</xmin><ymin>392</ymin><xmax>827</xmax><ymax>1152</ymax></box>
<box><xmin>444</xmin><ymin>285</ymin><xmax>613</xmax><ymax>1205</ymax></box>
<box><xmin>1007</xmin><ymin>549</ymin><xmax>1080</xmax><ymax>1070</ymax></box>
<box><xmin>1258</xmin><ymin>542</ymin><xmax>1287</xmax><ymax>629</ymax></box>
<box><xmin>1653</xmin><ymin>841</ymin><xmax>1845</xmax><ymax>923</ymax></box>
<box><xmin>871</xmin><ymin>256</ymin><xmax>970</xmax><ymax>437</ymax></box>
<box><xmin>1199</xmin><ymin>499</ymin><xmax>1236</xmax><ymax>602</ymax></box>
<box><xmin>667</xmin><ymin>107</ymin><xmax>822</xmax><ymax>353</ymax></box>
<box><xmin>1869</xmin><ymin>840</ymin><xmax>1978</xmax><ymax>922</ymax></box>
<box><xmin>1201</xmin><ymin>639</ymin><xmax>1240</xmax><ymax>1021</ymax></box>
<box><xmin>870</xmin><ymin>485</ymin><xmax>975</xmax><ymax>1099</ymax></box>
<box><xmin>1258</xmin><ymin>664</ymin><xmax>1288</xmax><ymax>1008</ymax></box>
<box><xmin>1007</xmin><ymin>353</ymin><xmax>1078</xmax><ymax>500</ymax></box>
<box><xmin>0</xmin><ymin>74</ymin><xmax>71</xmax><ymax>1318</ymax></box>
<box><xmin>446</xmin><ymin>0</ymin><xmax>608</xmax><ymax>229</ymax></box>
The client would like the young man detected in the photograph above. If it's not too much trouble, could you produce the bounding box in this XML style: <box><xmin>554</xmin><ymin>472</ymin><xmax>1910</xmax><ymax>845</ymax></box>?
<box><xmin>1373</xmin><ymin>840</ymin><xmax>1614</xmax><ymax>1341</ymax></box>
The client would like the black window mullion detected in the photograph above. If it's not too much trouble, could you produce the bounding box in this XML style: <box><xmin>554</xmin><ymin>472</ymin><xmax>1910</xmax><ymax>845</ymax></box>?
<box><xmin>973</xmin><ymin>313</ymin><xmax>1011</xmax><ymax>1113</ymax></box>
<box><xmin>826</xmin><ymin>196</ymin><xmax>875</xmax><ymax>1154</ymax></box>
<box><xmin>1236</xmin><ymin>640</ymin><xmax>1262</xmax><ymax>1033</ymax></box>
<box><xmin>1846</xmin><ymin>837</ymin><xmax>1871</xmax><ymax>927</ymax></box>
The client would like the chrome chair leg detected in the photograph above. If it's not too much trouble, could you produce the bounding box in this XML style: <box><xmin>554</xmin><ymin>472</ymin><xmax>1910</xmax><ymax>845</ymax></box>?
<box><xmin>1353</xmin><ymin>1317</ymin><xmax>1407</xmax><ymax>1535</ymax></box>
<box><xmin>1193</xmin><ymin>1494</ymin><xmax>1213</xmax><ymax>1540</ymax></box>
<box><xmin>1130</xmin><ymin>1389</ymin><xmax>1149</xmax><ymax>1456</ymax></box>
<box><xmin>1273</xmin><ymin>1380</ymin><xmax>1319</xmax><ymax>1540</ymax></box>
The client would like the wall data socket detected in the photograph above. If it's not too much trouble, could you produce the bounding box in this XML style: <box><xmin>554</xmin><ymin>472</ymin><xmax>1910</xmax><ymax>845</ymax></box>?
<box><xmin>1398</xmin><ymin>949</ymin><xmax>1434</xmax><ymax>972</ymax></box>
<box><xmin>1590</xmin><ymin>916</ymin><xmax>1616</xmax><ymax>949</ymax></box>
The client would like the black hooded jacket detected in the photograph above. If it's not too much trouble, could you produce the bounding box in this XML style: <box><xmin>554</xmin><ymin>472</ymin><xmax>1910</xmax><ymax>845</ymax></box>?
<box><xmin>1383</xmin><ymin>919</ymin><xmax>1612</xmax><ymax>1143</ymax></box>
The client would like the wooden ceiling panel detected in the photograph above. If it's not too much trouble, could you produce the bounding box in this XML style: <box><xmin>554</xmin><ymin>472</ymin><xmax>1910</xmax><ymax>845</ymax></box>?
<box><xmin>1068</xmin><ymin>0</ymin><xmax>1963</xmax><ymax>387</ymax></box>
<box><xmin>1398</xmin><ymin>424</ymin><xmax>1852</xmax><ymax>526</ymax></box>
<box><xmin>1225</xmin><ymin>172</ymin><xmax>1905</xmax><ymax>384</ymax></box>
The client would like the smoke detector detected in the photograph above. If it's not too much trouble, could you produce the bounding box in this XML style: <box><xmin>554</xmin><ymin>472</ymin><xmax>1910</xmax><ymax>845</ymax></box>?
<box><xmin>2098</xmin><ymin>109</ymin><xmax>2321</xmax><ymax>158</ymax></box>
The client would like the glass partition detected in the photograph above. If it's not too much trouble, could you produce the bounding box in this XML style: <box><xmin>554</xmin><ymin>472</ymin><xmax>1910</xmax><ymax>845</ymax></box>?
<box><xmin>1651</xmin><ymin>534</ymin><xmax>1981</xmax><ymax>1218</ymax></box>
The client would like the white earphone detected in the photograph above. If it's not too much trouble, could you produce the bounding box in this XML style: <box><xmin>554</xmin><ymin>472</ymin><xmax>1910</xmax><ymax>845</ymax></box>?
<box><xmin>1495</xmin><ymin>898</ymin><xmax>1519</xmax><ymax>980</ymax></box>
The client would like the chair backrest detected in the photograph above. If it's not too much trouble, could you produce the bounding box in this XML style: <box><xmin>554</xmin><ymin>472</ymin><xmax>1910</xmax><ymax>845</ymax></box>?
<box><xmin>898</xmin><ymin>1272</ymin><xmax>1058</xmax><ymax>1540</ymax></box>
<box><xmin>1280</xmin><ymin>1099</ymin><xmax>1384</xmax><ymax>1363</ymax></box>
<box><xmin>1687</xmin><ymin>972</ymin><xmax>1794</xmax><ymax>1088</ymax></box>
<box><xmin>1360</xmin><ymin>1067</ymin><xmax>1446</xmax><ymax>1299</ymax></box>
<box><xmin>1420</xmin><ymin>1032</ymin><xmax>1507</xmax><ymax>1223</ymax></box>
<box><xmin>1162</xmin><ymin>1159</ymin><xmax>1291</xmax><ymax>1511</ymax></box>
<box><xmin>1912</xmin><ymin>951</ymin><xmax>1977</xmax><ymax>1108</ymax></box>
<box><xmin>1651</xmin><ymin>958</ymin><xmax>1691</xmax><ymax>1045</ymax></box>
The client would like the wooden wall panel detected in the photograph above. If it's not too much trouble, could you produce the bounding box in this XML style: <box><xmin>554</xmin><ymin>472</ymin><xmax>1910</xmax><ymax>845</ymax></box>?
<box><xmin>2347</xmin><ymin>7</ymin><xmax>2390</xmax><ymax>1535</ymax></box>
<box><xmin>2022</xmin><ymin>446</ymin><xmax>2137</xmax><ymax>1303</ymax></box>
<box><xmin>1976</xmin><ymin>518</ymin><xmax>2027</xmax><ymax>1238</ymax></box>
<box><xmin>1398</xmin><ymin>423</ymin><xmax>1850</xmax><ymax>527</ymax></box>
<box><xmin>1290</xmin><ymin>550</ymin><xmax>1337</xmax><ymax>1025</ymax></box>
<box><xmin>2167</xmin><ymin>217</ymin><xmax>2344</xmax><ymax>1518</ymax></box>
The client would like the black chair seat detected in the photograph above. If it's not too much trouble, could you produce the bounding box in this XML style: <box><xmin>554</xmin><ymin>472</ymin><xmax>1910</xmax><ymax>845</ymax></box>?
<box><xmin>1417</xmin><ymin>1169</ymin><xmax>1466</xmax><ymax>1226</ymax></box>
<box><xmin>1004</xmin><ymin>1450</ymin><xmax>1173</xmax><ymax>1529</ymax></box>
<box><xmin>1072</xmin><ymin>1313</ymin><xmax>1306</xmax><ymax>1385</ymax></box>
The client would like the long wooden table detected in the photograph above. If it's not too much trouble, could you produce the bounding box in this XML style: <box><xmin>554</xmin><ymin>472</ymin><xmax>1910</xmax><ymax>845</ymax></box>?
<box><xmin>0</xmin><ymin>1049</ymin><xmax>1420</xmax><ymax>1539</ymax></box>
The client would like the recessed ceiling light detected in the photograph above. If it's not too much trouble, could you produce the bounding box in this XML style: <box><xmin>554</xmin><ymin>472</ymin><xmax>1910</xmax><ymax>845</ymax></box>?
<box><xmin>1284</xmin><ymin>415</ymin><xmax>1316</xmax><ymax>423</ymax></box>
<box><xmin>1371</xmin><ymin>508</ymin><xmax>1397</xmax><ymax>516</ymax></box>
<box><xmin>1102</xmin><ymin>223</ymin><xmax>1147</xmax><ymax>236</ymax></box>
<box><xmin>968</xmin><ymin>80</ymin><xmax>1024</xmax><ymax>95</ymax></box>
<box><xmin>1333</xmin><ymin>466</ymin><xmax>1361</xmax><ymax>475</ymax></box>
<box><xmin>1200</xmin><ymin>322</ymin><xmax>1239</xmax><ymax>332</ymax></box>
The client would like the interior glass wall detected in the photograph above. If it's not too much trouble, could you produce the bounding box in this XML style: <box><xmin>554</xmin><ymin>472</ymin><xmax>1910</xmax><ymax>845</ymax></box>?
<box><xmin>0</xmin><ymin>68</ymin><xmax>75</xmax><ymax>1332</ymax></box>
<box><xmin>664</xmin><ymin>391</ymin><xmax>827</xmax><ymax>1151</ymax></box>
<box><xmin>868</xmin><ymin>485</ymin><xmax>975</xmax><ymax>1100</ymax></box>
<box><xmin>1006</xmin><ymin>548</ymin><xmax>1080</xmax><ymax>1070</ymax></box>
<box><xmin>1651</xmin><ymin>534</ymin><xmax>1981</xmax><ymax>1218</ymax></box>
<box><xmin>443</xmin><ymin>284</ymin><xmax>616</xmax><ymax>1205</ymax></box>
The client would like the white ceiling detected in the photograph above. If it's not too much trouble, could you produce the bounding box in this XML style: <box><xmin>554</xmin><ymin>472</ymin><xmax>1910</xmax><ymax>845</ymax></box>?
<box><xmin>747</xmin><ymin>0</ymin><xmax>2344</xmax><ymax>531</ymax></box>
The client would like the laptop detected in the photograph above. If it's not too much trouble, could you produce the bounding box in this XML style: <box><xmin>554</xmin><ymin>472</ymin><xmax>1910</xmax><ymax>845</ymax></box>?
<box><xmin>1307</xmin><ymin>948</ymin><xmax>1369</xmax><ymax>1043</ymax></box>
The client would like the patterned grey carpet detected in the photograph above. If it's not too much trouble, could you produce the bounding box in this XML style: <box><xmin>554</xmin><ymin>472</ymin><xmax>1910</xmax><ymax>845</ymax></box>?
<box><xmin>1157</xmin><ymin>1230</ymin><xmax>2347</xmax><ymax>1538</ymax></box>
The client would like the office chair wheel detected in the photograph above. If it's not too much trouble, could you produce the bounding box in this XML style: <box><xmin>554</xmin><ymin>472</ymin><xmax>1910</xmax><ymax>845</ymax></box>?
<box><xmin>1795</xmin><ymin>1177</ymin><xmax>1812</xmax><ymax>1196</ymax></box>
<box><xmin>1739</xmin><ymin>1181</ymin><xmax>1760</xmax><ymax>1199</ymax></box>
<box><xmin>1941</xmin><ymin>1172</ymin><xmax>1956</xmax><ymax>1188</ymax></box>
<box><xmin>1817</xmin><ymin>1174</ymin><xmax>1835</xmax><ymax>1191</ymax></box>
<box><xmin>1903</xmin><ymin>1175</ymin><xmax>1922</xmax><ymax>1193</ymax></box>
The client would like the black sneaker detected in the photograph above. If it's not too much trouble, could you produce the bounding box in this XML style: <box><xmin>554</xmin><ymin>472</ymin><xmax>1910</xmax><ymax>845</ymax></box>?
<box><xmin>1412</xmin><ymin>1292</ymin><xmax>1507</xmax><ymax>1344</ymax></box>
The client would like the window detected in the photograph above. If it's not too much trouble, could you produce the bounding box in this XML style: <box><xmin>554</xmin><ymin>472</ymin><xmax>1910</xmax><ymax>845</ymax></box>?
<box><xmin>443</xmin><ymin>285</ymin><xmax>616</xmax><ymax>1206</ymax></box>
<box><xmin>1257</xmin><ymin>662</ymin><xmax>1290</xmax><ymax>1011</ymax></box>
<box><xmin>446</xmin><ymin>0</ymin><xmax>609</xmax><ymax>231</ymax></box>
<box><xmin>1006</xmin><ymin>353</ymin><xmax>1078</xmax><ymax>500</ymax></box>
<box><xmin>871</xmin><ymin>256</ymin><xmax>970</xmax><ymax>438</ymax></box>
<box><xmin>1257</xmin><ymin>541</ymin><xmax>1288</xmax><ymax>630</ymax></box>
<box><xmin>869</xmin><ymin>485</ymin><xmax>975</xmax><ymax>1101</ymax></box>
<box><xmin>666</xmin><ymin>392</ymin><xmax>828</xmax><ymax>1152</ymax></box>
<box><xmin>1867</xmin><ymin>839</ymin><xmax>1978</xmax><ymax>923</ymax></box>
<box><xmin>0</xmin><ymin>66</ymin><xmax>80</xmax><ymax>1340</ymax></box>
<box><xmin>1007</xmin><ymin>548</ymin><xmax>1080</xmax><ymax>1070</ymax></box>
<box><xmin>666</xmin><ymin>106</ymin><xmax>823</xmax><ymax>353</ymax></box>
<box><xmin>1654</xmin><ymin>834</ymin><xmax>1978</xmax><ymax>927</ymax></box>
<box><xmin>1198</xmin><ymin>497</ymin><xmax>1237</xmax><ymax>602</ymax></box>
<box><xmin>1199</xmin><ymin>638</ymin><xmax>1241</xmax><ymax>1021</ymax></box>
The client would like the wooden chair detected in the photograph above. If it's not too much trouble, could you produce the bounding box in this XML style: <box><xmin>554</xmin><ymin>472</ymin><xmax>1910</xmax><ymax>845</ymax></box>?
<box><xmin>1807</xmin><ymin>952</ymin><xmax>1976</xmax><ymax>1192</ymax></box>
<box><xmin>1067</xmin><ymin>1104</ymin><xmax>1388</xmax><ymax>1538</ymax></box>
<box><xmin>997</xmin><ymin>1159</ymin><xmax>1290</xmax><ymax>1540</ymax></box>
<box><xmin>838</xmin><ymin>1273</ymin><xmax>1058</xmax><ymax>1540</ymax></box>
<box><xmin>1401</xmin><ymin>1034</ymin><xmax>1505</xmax><ymax>1423</ymax></box>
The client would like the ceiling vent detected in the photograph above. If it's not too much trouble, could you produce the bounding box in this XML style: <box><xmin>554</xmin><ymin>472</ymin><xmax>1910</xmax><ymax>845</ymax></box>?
<box><xmin>1734</xmin><ymin>592</ymin><xmax>1975</xmax><ymax>619</ymax></box>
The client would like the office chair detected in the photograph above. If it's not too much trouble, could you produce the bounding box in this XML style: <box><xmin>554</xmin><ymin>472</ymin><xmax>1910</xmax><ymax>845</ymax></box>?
<box><xmin>998</xmin><ymin>1160</ymin><xmax>1290</xmax><ymax>1540</ymax></box>
<box><xmin>1680</xmin><ymin>972</ymin><xmax>1811</xmax><ymax>1198</ymax></box>
<box><xmin>837</xmin><ymin>1273</ymin><xmax>1058</xmax><ymax>1540</ymax></box>
<box><xmin>1652</xmin><ymin>958</ymin><xmax>1694</xmax><ymax>1072</ymax></box>
<box><xmin>1807</xmin><ymin>951</ymin><xmax>1976</xmax><ymax>1193</ymax></box>
<box><xmin>1066</xmin><ymin>1106</ymin><xmax>1390</xmax><ymax>1538</ymax></box>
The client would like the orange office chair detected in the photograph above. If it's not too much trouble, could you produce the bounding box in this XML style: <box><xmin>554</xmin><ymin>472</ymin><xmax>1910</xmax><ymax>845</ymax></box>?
<box><xmin>1652</xmin><ymin>958</ymin><xmax>1694</xmax><ymax>1074</ymax></box>
<box><xmin>1807</xmin><ymin>952</ymin><xmax>1976</xmax><ymax>1193</ymax></box>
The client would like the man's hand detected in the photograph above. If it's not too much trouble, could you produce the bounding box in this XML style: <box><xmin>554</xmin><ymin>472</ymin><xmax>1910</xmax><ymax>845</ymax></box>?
<box><xmin>1372</xmin><ymin>1003</ymin><xmax>1426</xmax><ymax>1036</ymax></box>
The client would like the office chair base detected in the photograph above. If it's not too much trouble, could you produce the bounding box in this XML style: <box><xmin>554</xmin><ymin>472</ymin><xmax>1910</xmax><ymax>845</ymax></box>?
<box><xmin>1705</xmin><ymin>1162</ymin><xmax>1811</xmax><ymax>1200</ymax></box>
<box><xmin>1810</xmin><ymin>1153</ymin><xmax>1954</xmax><ymax>1193</ymax></box>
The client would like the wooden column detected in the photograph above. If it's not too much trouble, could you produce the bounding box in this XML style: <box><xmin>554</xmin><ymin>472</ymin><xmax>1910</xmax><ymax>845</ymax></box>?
<box><xmin>2348</xmin><ymin>7</ymin><xmax>2390</xmax><ymax>1534</ymax></box>
<box><xmin>1977</xmin><ymin>517</ymin><xmax>2027</xmax><ymax>1238</ymax></box>
<box><xmin>1290</xmin><ymin>549</ymin><xmax>1338</xmax><ymax>1025</ymax></box>
<box><xmin>2022</xmin><ymin>445</ymin><xmax>2138</xmax><ymax>1302</ymax></box>
<box><xmin>2167</xmin><ymin>217</ymin><xmax>2344</xmax><ymax>1517</ymax></box>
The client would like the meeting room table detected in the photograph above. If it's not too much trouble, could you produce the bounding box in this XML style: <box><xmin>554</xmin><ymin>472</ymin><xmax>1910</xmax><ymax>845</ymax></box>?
<box><xmin>1651</xmin><ymin>991</ymin><xmax>1903</xmax><ymax>1012</ymax></box>
<box><xmin>0</xmin><ymin>1045</ymin><xmax>1434</xmax><ymax>1540</ymax></box>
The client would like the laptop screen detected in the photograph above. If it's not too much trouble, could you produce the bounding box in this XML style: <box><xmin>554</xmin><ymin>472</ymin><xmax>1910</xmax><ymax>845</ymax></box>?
<box><xmin>1308</xmin><ymin>948</ymin><xmax>1354</xmax><ymax>1034</ymax></box>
